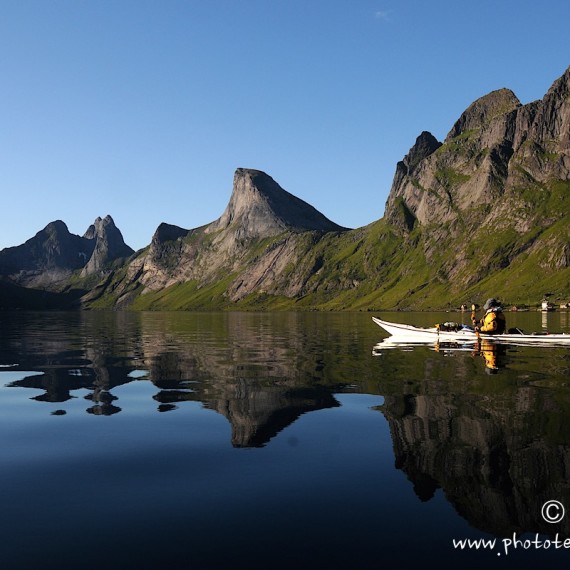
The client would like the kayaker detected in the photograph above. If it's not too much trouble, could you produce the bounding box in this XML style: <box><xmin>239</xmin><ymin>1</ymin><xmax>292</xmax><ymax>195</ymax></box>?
<box><xmin>472</xmin><ymin>298</ymin><xmax>506</xmax><ymax>334</ymax></box>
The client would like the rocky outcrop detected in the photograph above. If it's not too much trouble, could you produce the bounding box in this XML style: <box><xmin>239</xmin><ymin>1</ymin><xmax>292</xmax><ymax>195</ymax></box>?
<box><xmin>528</xmin><ymin>65</ymin><xmax>570</xmax><ymax>151</ymax></box>
<box><xmin>152</xmin><ymin>222</ymin><xmax>190</xmax><ymax>245</ymax></box>
<box><xmin>394</xmin><ymin>131</ymin><xmax>442</xmax><ymax>183</ymax></box>
<box><xmin>387</xmin><ymin>132</ymin><xmax>442</xmax><ymax>231</ymax></box>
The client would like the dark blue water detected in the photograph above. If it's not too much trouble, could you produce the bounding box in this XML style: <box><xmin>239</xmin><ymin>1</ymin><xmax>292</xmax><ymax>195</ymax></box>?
<box><xmin>1</xmin><ymin>310</ymin><xmax>570</xmax><ymax>569</ymax></box>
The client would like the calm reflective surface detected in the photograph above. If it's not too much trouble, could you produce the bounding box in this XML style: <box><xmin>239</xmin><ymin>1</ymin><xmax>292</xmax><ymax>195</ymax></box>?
<box><xmin>1</xmin><ymin>310</ymin><xmax>570</xmax><ymax>569</ymax></box>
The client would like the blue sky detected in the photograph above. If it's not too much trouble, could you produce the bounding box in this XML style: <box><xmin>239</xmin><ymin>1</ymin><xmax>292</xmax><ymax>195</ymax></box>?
<box><xmin>1</xmin><ymin>0</ymin><xmax>569</xmax><ymax>251</ymax></box>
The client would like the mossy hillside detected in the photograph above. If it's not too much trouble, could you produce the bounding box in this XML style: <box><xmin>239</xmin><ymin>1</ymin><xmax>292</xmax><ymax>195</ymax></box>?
<box><xmin>109</xmin><ymin>220</ymin><xmax>421</xmax><ymax>311</ymax></box>
<box><xmin>85</xmin><ymin>269</ymin><xmax>141</xmax><ymax>309</ymax></box>
<box><xmin>312</xmin><ymin>177</ymin><xmax>569</xmax><ymax>309</ymax></box>
<box><xmin>463</xmin><ymin>220</ymin><xmax>570</xmax><ymax>305</ymax></box>
<box><xmin>430</xmin><ymin>176</ymin><xmax>570</xmax><ymax>302</ymax></box>
<box><xmin>435</xmin><ymin>167</ymin><xmax>471</xmax><ymax>191</ymax></box>
<box><xmin>130</xmin><ymin>274</ymin><xmax>237</xmax><ymax>311</ymax></box>
<box><xmin>440</xmin><ymin>212</ymin><xmax>569</xmax><ymax>307</ymax></box>
<box><xmin>279</xmin><ymin>220</ymin><xmax>439</xmax><ymax>310</ymax></box>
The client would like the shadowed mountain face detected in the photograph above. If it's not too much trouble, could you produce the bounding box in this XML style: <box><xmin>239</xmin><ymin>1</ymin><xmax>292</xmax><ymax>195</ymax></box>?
<box><xmin>0</xmin><ymin>215</ymin><xmax>133</xmax><ymax>291</ymax></box>
<box><xmin>0</xmin><ymin>221</ymin><xmax>93</xmax><ymax>287</ymax></box>
<box><xmin>1</xmin><ymin>66</ymin><xmax>569</xmax><ymax>310</ymax></box>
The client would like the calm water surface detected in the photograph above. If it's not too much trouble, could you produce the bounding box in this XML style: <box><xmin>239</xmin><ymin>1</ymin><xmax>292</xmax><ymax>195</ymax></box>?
<box><xmin>1</xmin><ymin>310</ymin><xmax>570</xmax><ymax>569</ymax></box>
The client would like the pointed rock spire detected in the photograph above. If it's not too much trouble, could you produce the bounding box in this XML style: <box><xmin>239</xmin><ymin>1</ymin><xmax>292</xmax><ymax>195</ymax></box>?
<box><xmin>394</xmin><ymin>131</ymin><xmax>442</xmax><ymax>184</ymax></box>
<box><xmin>208</xmin><ymin>168</ymin><xmax>347</xmax><ymax>240</ymax></box>
<box><xmin>81</xmin><ymin>215</ymin><xmax>134</xmax><ymax>276</ymax></box>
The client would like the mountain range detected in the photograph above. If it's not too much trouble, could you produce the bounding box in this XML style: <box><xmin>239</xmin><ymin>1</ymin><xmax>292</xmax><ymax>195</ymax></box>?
<box><xmin>1</xmin><ymin>65</ymin><xmax>569</xmax><ymax>310</ymax></box>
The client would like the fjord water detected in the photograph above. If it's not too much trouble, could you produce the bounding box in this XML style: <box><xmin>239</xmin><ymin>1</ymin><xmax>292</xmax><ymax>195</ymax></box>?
<box><xmin>1</xmin><ymin>311</ymin><xmax>570</xmax><ymax>569</ymax></box>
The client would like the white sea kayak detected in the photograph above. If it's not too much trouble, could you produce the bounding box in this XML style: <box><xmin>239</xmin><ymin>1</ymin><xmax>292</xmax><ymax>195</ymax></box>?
<box><xmin>372</xmin><ymin>317</ymin><xmax>570</xmax><ymax>345</ymax></box>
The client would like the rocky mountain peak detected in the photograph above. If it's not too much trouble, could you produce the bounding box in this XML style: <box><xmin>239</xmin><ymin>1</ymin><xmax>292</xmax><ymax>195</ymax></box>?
<box><xmin>83</xmin><ymin>224</ymin><xmax>97</xmax><ymax>240</ymax></box>
<box><xmin>446</xmin><ymin>88</ymin><xmax>521</xmax><ymax>141</ymax></box>
<box><xmin>394</xmin><ymin>131</ymin><xmax>442</xmax><ymax>183</ymax></box>
<box><xmin>406</xmin><ymin>131</ymin><xmax>442</xmax><ymax>170</ymax></box>
<box><xmin>531</xmin><ymin>65</ymin><xmax>570</xmax><ymax>147</ymax></box>
<box><xmin>84</xmin><ymin>215</ymin><xmax>115</xmax><ymax>240</ymax></box>
<box><xmin>385</xmin><ymin>65</ymin><xmax>570</xmax><ymax>233</ymax></box>
<box><xmin>151</xmin><ymin>223</ymin><xmax>189</xmax><ymax>246</ymax></box>
<box><xmin>0</xmin><ymin>214</ymin><xmax>134</xmax><ymax>285</ymax></box>
<box><xmin>81</xmin><ymin>215</ymin><xmax>134</xmax><ymax>276</ymax></box>
<box><xmin>0</xmin><ymin>220</ymin><xmax>92</xmax><ymax>286</ymax></box>
<box><xmin>207</xmin><ymin>168</ymin><xmax>346</xmax><ymax>240</ymax></box>
<box><xmin>545</xmin><ymin>64</ymin><xmax>570</xmax><ymax>98</ymax></box>
<box><xmin>44</xmin><ymin>220</ymin><xmax>70</xmax><ymax>237</ymax></box>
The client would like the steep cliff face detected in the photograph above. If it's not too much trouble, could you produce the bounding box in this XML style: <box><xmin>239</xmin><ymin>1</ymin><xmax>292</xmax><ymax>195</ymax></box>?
<box><xmin>381</xmin><ymin>65</ymin><xmax>570</xmax><ymax>302</ymax></box>
<box><xmin>385</xmin><ymin>88</ymin><xmax>523</xmax><ymax>228</ymax></box>
<box><xmin>385</xmin><ymin>67</ymin><xmax>570</xmax><ymax>229</ymax></box>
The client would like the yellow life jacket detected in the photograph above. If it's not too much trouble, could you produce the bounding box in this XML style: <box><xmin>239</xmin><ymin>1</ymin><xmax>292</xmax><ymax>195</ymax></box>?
<box><xmin>479</xmin><ymin>310</ymin><xmax>506</xmax><ymax>334</ymax></box>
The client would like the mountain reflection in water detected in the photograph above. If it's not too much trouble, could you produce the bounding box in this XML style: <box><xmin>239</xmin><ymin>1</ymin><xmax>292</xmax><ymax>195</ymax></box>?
<box><xmin>1</xmin><ymin>311</ymin><xmax>349</xmax><ymax>447</ymax></box>
<box><xmin>382</xmin><ymin>371</ymin><xmax>570</xmax><ymax>537</ymax></box>
<box><xmin>374</xmin><ymin>330</ymin><xmax>570</xmax><ymax>539</ymax></box>
<box><xmin>1</xmin><ymin>310</ymin><xmax>570</xmax><ymax>567</ymax></box>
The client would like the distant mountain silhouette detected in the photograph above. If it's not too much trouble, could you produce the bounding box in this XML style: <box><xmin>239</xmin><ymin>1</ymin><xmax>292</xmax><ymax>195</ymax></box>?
<box><xmin>0</xmin><ymin>215</ymin><xmax>133</xmax><ymax>289</ymax></box>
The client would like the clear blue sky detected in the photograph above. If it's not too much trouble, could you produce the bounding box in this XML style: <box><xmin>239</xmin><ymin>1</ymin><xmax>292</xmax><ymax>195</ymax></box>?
<box><xmin>1</xmin><ymin>0</ymin><xmax>569</xmax><ymax>251</ymax></box>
